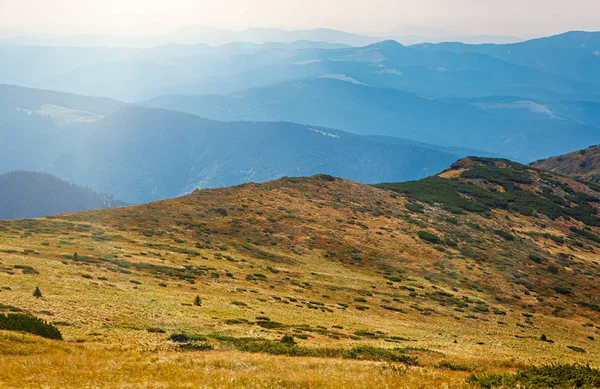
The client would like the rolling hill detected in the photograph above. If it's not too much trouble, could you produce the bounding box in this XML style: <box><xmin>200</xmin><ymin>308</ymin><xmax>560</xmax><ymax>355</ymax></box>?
<box><xmin>1</xmin><ymin>157</ymin><xmax>600</xmax><ymax>387</ymax></box>
<box><xmin>531</xmin><ymin>144</ymin><xmax>600</xmax><ymax>182</ymax></box>
<box><xmin>0</xmin><ymin>171</ymin><xmax>123</xmax><ymax>220</ymax></box>
<box><xmin>0</xmin><ymin>84</ymin><xmax>479</xmax><ymax>204</ymax></box>
<box><xmin>414</xmin><ymin>31</ymin><xmax>600</xmax><ymax>86</ymax></box>
<box><xmin>144</xmin><ymin>78</ymin><xmax>600</xmax><ymax>160</ymax></box>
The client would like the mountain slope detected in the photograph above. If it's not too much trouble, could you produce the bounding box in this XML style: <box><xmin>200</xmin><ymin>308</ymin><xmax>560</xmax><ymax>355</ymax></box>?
<box><xmin>414</xmin><ymin>31</ymin><xmax>600</xmax><ymax>86</ymax></box>
<box><xmin>0</xmin><ymin>84</ymin><xmax>126</xmax><ymax>174</ymax></box>
<box><xmin>531</xmin><ymin>144</ymin><xmax>600</xmax><ymax>182</ymax></box>
<box><xmin>0</xmin><ymin>158</ymin><xmax>599</xmax><ymax>386</ymax></box>
<box><xmin>144</xmin><ymin>78</ymin><xmax>600</xmax><ymax>160</ymax></box>
<box><xmin>0</xmin><ymin>84</ymin><xmax>474</xmax><ymax>204</ymax></box>
<box><xmin>59</xmin><ymin>107</ymin><xmax>469</xmax><ymax>203</ymax></box>
<box><xmin>0</xmin><ymin>171</ymin><xmax>123</xmax><ymax>220</ymax></box>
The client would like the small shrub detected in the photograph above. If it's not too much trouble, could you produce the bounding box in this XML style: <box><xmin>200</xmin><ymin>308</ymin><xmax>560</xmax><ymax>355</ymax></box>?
<box><xmin>281</xmin><ymin>335</ymin><xmax>296</xmax><ymax>345</ymax></box>
<box><xmin>434</xmin><ymin>361</ymin><xmax>473</xmax><ymax>371</ymax></box>
<box><xmin>418</xmin><ymin>231</ymin><xmax>441</xmax><ymax>244</ymax></box>
<box><xmin>540</xmin><ymin>334</ymin><xmax>554</xmax><ymax>343</ymax></box>
<box><xmin>169</xmin><ymin>333</ymin><xmax>208</xmax><ymax>343</ymax></box>
<box><xmin>213</xmin><ymin>208</ymin><xmax>228</xmax><ymax>216</ymax></box>
<box><xmin>194</xmin><ymin>295</ymin><xmax>202</xmax><ymax>306</ymax></box>
<box><xmin>494</xmin><ymin>230</ymin><xmax>514</xmax><ymax>241</ymax></box>
<box><xmin>554</xmin><ymin>286</ymin><xmax>572</xmax><ymax>296</ymax></box>
<box><xmin>33</xmin><ymin>286</ymin><xmax>43</xmax><ymax>298</ymax></box>
<box><xmin>405</xmin><ymin>203</ymin><xmax>424</xmax><ymax>213</ymax></box>
<box><xmin>169</xmin><ymin>333</ymin><xmax>190</xmax><ymax>342</ymax></box>
<box><xmin>529</xmin><ymin>253</ymin><xmax>544</xmax><ymax>264</ymax></box>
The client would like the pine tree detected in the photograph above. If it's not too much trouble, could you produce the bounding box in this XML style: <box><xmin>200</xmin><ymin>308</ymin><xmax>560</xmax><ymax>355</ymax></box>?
<box><xmin>194</xmin><ymin>295</ymin><xmax>201</xmax><ymax>306</ymax></box>
<box><xmin>33</xmin><ymin>286</ymin><xmax>42</xmax><ymax>298</ymax></box>
<box><xmin>73</xmin><ymin>252</ymin><xmax>79</xmax><ymax>261</ymax></box>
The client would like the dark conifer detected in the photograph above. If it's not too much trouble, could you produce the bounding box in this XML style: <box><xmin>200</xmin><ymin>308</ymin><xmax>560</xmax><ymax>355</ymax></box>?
<box><xmin>33</xmin><ymin>286</ymin><xmax>42</xmax><ymax>298</ymax></box>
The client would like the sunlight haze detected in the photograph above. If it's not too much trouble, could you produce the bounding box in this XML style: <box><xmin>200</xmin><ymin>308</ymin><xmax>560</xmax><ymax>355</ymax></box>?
<box><xmin>2</xmin><ymin>0</ymin><xmax>599</xmax><ymax>38</ymax></box>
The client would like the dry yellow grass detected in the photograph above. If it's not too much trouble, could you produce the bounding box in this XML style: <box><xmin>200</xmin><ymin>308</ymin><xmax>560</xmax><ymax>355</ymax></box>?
<box><xmin>1</xmin><ymin>171</ymin><xmax>600</xmax><ymax>387</ymax></box>
<box><xmin>0</xmin><ymin>332</ymin><xmax>517</xmax><ymax>389</ymax></box>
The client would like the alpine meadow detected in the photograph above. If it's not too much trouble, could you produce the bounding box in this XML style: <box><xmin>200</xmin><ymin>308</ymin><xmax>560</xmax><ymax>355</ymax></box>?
<box><xmin>2</xmin><ymin>1</ymin><xmax>600</xmax><ymax>388</ymax></box>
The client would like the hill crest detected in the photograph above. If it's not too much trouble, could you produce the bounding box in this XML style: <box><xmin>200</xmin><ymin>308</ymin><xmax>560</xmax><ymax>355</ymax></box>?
<box><xmin>531</xmin><ymin>145</ymin><xmax>600</xmax><ymax>182</ymax></box>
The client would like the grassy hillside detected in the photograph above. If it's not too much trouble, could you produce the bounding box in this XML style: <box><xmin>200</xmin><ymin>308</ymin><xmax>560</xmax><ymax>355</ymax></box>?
<box><xmin>531</xmin><ymin>144</ymin><xmax>600</xmax><ymax>183</ymax></box>
<box><xmin>1</xmin><ymin>160</ymin><xmax>600</xmax><ymax>387</ymax></box>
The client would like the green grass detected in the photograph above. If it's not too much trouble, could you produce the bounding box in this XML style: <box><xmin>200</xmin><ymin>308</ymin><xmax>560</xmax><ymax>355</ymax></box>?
<box><xmin>211</xmin><ymin>335</ymin><xmax>419</xmax><ymax>365</ymax></box>
<box><xmin>375</xmin><ymin>160</ymin><xmax>600</xmax><ymax>227</ymax></box>
<box><xmin>434</xmin><ymin>361</ymin><xmax>474</xmax><ymax>371</ymax></box>
<box><xmin>468</xmin><ymin>364</ymin><xmax>600</xmax><ymax>388</ymax></box>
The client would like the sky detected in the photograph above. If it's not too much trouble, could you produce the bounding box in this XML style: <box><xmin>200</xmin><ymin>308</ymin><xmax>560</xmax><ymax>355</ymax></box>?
<box><xmin>1</xmin><ymin>0</ymin><xmax>600</xmax><ymax>38</ymax></box>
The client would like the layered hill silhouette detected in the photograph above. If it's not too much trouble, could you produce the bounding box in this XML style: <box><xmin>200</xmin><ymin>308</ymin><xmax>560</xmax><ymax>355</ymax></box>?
<box><xmin>144</xmin><ymin>78</ymin><xmax>600</xmax><ymax>160</ymax></box>
<box><xmin>0</xmin><ymin>84</ymin><xmax>480</xmax><ymax>204</ymax></box>
<box><xmin>1</xmin><ymin>32</ymin><xmax>598</xmax><ymax>103</ymax></box>
<box><xmin>0</xmin><ymin>171</ymin><xmax>123</xmax><ymax>220</ymax></box>
<box><xmin>415</xmin><ymin>31</ymin><xmax>600</xmax><ymax>86</ymax></box>
<box><xmin>2</xmin><ymin>32</ymin><xmax>599</xmax><ymax>165</ymax></box>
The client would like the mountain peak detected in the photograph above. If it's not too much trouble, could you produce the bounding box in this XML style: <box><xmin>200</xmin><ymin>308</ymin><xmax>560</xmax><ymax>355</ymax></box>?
<box><xmin>368</xmin><ymin>39</ymin><xmax>405</xmax><ymax>50</ymax></box>
<box><xmin>447</xmin><ymin>156</ymin><xmax>524</xmax><ymax>171</ymax></box>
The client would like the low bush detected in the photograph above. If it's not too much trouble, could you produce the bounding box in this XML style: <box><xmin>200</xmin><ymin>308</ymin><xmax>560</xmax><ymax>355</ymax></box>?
<box><xmin>169</xmin><ymin>333</ymin><xmax>207</xmax><ymax>343</ymax></box>
<box><xmin>468</xmin><ymin>364</ymin><xmax>600</xmax><ymax>388</ymax></box>
<box><xmin>0</xmin><ymin>313</ymin><xmax>62</xmax><ymax>340</ymax></box>
<box><xmin>405</xmin><ymin>203</ymin><xmax>424</xmax><ymax>213</ymax></box>
<box><xmin>434</xmin><ymin>361</ymin><xmax>473</xmax><ymax>371</ymax></box>
<box><xmin>418</xmin><ymin>231</ymin><xmax>441</xmax><ymax>244</ymax></box>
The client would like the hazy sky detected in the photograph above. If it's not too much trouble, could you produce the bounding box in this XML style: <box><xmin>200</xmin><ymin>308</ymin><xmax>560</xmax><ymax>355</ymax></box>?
<box><xmin>2</xmin><ymin>0</ymin><xmax>599</xmax><ymax>37</ymax></box>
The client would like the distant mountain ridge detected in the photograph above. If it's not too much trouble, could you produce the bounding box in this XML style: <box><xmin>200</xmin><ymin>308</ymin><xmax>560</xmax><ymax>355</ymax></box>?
<box><xmin>0</xmin><ymin>84</ymin><xmax>484</xmax><ymax>204</ymax></box>
<box><xmin>0</xmin><ymin>26</ymin><xmax>380</xmax><ymax>48</ymax></box>
<box><xmin>143</xmin><ymin>78</ymin><xmax>600</xmax><ymax>161</ymax></box>
<box><xmin>0</xmin><ymin>25</ymin><xmax>523</xmax><ymax>48</ymax></box>
<box><xmin>1</xmin><ymin>31</ymin><xmax>599</xmax><ymax>103</ymax></box>
<box><xmin>0</xmin><ymin>171</ymin><xmax>123</xmax><ymax>220</ymax></box>
<box><xmin>414</xmin><ymin>31</ymin><xmax>600</xmax><ymax>86</ymax></box>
